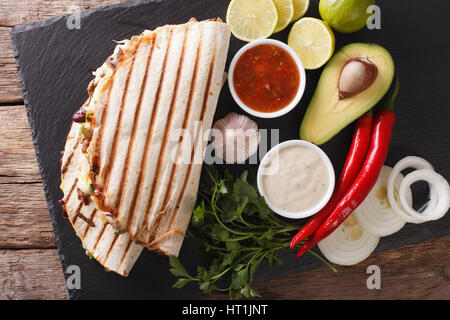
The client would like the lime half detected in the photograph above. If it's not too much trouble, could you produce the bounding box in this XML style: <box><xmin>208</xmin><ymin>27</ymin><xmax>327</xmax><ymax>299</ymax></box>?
<box><xmin>288</xmin><ymin>17</ymin><xmax>335</xmax><ymax>70</ymax></box>
<box><xmin>226</xmin><ymin>0</ymin><xmax>278</xmax><ymax>42</ymax></box>
<box><xmin>292</xmin><ymin>0</ymin><xmax>310</xmax><ymax>21</ymax></box>
<box><xmin>273</xmin><ymin>0</ymin><xmax>294</xmax><ymax>33</ymax></box>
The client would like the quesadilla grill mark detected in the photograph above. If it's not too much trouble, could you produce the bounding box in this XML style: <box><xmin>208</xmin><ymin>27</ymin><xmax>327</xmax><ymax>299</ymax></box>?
<box><xmin>67</xmin><ymin>180</ymin><xmax>94</xmax><ymax>232</ymax></box>
<box><xmin>155</xmin><ymin>26</ymin><xmax>203</xmax><ymax>230</ymax></box>
<box><xmin>61</xmin><ymin>139</ymin><xmax>79</xmax><ymax>176</ymax></box>
<box><xmin>141</xmin><ymin>26</ymin><xmax>189</xmax><ymax>241</ymax></box>
<box><xmin>128</xmin><ymin>29</ymin><xmax>174</xmax><ymax>240</ymax></box>
<box><xmin>93</xmin><ymin>223</ymin><xmax>108</xmax><ymax>251</ymax></box>
<box><xmin>101</xmin><ymin>42</ymin><xmax>140</xmax><ymax>208</ymax></box>
<box><xmin>91</xmin><ymin>83</ymin><xmax>114</xmax><ymax>198</ymax></box>
<box><xmin>82</xmin><ymin>208</ymin><xmax>97</xmax><ymax>238</ymax></box>
<box><xmin>120</xmin><ymin>36</ymin><xmax>158</xmax><ymax>231</ymax></box>
<box><xmin>71</xmin><ymin>200</ymin><xmax>84</xmax><ymax>225</ymax></box>
<box><xmin>63</xmin><ymin>177</ymin><xmax>79</xmax><ymax>204</ymax></box>
<box><xmin>94</xmin><ymin>79</ymin><xmax>114</xmax><ymax>161</ymax></box>
<box><xmin>75</xmin><ymin>210</ymin><xmax>96</xmax><ymax>227</ymax></box>
<box><xmin>117</xmin><ymin>238</ymin><xmax>133</xmax><ymax>269</ymax></box>
<box><xmin>115</xmin><ymin>36</ymin><xmax>156</xmax><ymax>215</ymax></box>
<box><xmin>96</xmin><ymin>63</ymin><xmax>134</xmax><ymax>186</ymax></box>
<box><xmin>161</xmin><ymin>31</ymin><xmax>218</xmax><ymax>236</ymax></box>
<box><xmin>102</xmin><ymin>233</ymin><xmax>120</xmax><ymax>264</ymax></box>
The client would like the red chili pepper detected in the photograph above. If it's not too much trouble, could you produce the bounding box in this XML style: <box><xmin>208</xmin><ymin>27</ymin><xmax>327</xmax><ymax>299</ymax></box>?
<box><xmin>296</xmin><ymin>78</ymin><xmax>399</xmax><ymax>259</ymax></box>
<box><xmin>290</xmin><ymin>112</ymin><xmax>373</xmax><ymax>248</ymax></box>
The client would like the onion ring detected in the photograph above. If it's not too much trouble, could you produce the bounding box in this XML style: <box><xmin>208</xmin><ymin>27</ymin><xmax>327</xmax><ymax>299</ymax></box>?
<box><xmin>387</xmin><ymin>156</ymin><xmax>435</xmax><ymax>224</ymax></box>
<box><xmin>399</xmin><ymin>169</ymin><xmax>450</xmax><ymax>222</ymax></box>
<box><xmin>317</xmin><ymin>214</ymin><xmax>380</xmax><ymax>266</ymax></box>
<box><xmin>353</xmin><ymin>166</ymin><xmax>407</xmax><ymax>236</ymax></box>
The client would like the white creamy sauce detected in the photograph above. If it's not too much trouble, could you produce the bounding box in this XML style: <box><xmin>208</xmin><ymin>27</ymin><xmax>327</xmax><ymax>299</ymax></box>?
<box><xmin>261</xmin><ymin>145</ymin><xmax>330</xmax><ymax>212</ymax></box>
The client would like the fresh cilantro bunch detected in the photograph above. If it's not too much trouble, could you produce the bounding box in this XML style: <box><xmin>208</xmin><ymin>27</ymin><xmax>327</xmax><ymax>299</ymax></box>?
<box><xmin>169</xmin><ymin>166</ymin><xmax>335</xmax><ymax>299</ymax></box>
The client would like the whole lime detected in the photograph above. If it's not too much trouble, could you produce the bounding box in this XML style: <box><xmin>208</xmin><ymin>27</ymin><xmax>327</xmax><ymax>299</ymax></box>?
<box><xmin>319</xmin><ymin>0</ymin><xmax>375</xmax><ymax>34</ymax></box>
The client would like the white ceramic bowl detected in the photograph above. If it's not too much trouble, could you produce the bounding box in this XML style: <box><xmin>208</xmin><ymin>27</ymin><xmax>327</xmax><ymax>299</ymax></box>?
<box><xmin>257</xmin><ymin>140</ymin><xmax>335</xmax><ymax>219</ymax></box>
<box><xmin>228</xmin><ymin>39</ymin><xmax>306</xmax><ymax>118</ymax></box>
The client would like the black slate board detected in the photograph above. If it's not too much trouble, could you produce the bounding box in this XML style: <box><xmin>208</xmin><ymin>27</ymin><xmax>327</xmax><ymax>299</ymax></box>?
<box><xmin>10</xmin><ymin>0</ymin><xmax>450</xmax><ymax>299</ymax></box>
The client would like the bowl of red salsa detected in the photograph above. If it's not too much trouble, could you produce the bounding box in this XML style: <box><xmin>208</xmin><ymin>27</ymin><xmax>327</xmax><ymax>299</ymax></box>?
<box><xmin>228</xmin><ymin>39</ymin><xmax>306</xmax><ymax>118</ymax></box>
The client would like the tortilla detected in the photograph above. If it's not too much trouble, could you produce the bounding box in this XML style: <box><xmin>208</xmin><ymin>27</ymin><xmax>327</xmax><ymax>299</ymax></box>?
<box><xmin>84</xmin><ymin>18</ymin><xmax>230</xmax><ymax>255</ymax></box>
<box><xmin>59</xmin><ymin>18</ymin><xmax>231</xmax><ymax>274</ymax></box>
<box><xmin>60</xmin><ymin>122</ymin><xmax>143</xmax><ymax>276</ymax></box>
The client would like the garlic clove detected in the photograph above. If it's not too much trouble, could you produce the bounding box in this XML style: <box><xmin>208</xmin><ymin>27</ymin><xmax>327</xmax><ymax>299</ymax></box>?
<box><xmin>212</xmin><ymin>113</ymin><xmax>260</xmax><ymax>164</ymax></box>
<box><xmin>338</xmin><ymin>57</ymin><xmax>378</xmax><ymax>100</ymax></box>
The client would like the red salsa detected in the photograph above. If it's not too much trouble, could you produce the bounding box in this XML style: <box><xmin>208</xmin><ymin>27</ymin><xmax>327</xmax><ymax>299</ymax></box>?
<box><xmin>233</xmin><ymin>44</ymin><xmax>300</xmax><ymax>113</ymax></box>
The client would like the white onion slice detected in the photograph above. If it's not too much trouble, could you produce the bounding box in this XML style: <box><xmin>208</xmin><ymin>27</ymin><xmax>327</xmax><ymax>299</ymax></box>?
<box><xmin>318</xmin><ymin>214</ymin><xmax>380</xmax><ymax>266</ymax></box>
<box><xmin>353</xmin><ymin>166</ymin><xmax>408</xmax><ymax>236</ymax></box>
<box><xmin>387</xmin><ymin>156</ymin><xmax>436</xmax><ymax>224</ymax></box>
<box><xmin>399</xmin><ymin>169</ymin><xmax>450</xmax><ymax>222</ymax></box>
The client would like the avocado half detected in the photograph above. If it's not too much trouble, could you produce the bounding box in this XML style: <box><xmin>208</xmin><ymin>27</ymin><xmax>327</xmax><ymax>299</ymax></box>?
<box><xmin>300</xmin><ymin>43</ymin><xmax>395</xmax><ymax>145</ymax></box>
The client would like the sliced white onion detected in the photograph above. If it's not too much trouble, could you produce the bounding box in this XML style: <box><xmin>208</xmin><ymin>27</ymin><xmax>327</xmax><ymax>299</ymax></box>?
<box><xmin>399</xmin><ymin>169</ymin><xmax>450</xmax><ymax>222</ymax></box>
<box><xmin>353</xmin><ymin>166</ymin><xmax>408</xmax><ymax>236</ymax></box>
<box><xmin>387</xmin><ymin>156</ymin><xmax>436</xmax><ymax>224</ymax></box>
<box><xmin>318</xmin><ymin>214</ymin><xmax>380</xmax><ymax>266</ymax></box>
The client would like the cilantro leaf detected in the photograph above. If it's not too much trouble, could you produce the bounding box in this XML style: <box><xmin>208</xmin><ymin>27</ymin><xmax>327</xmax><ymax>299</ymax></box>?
<box><xmin>210</xmin><ymin>224</ymin><xmax>229</xmax><ymax>242</ymax></box>
<box><xmin>173</xmin><ymin>278</ymin><xmax>193</xmax><ymax>289</ymax></box>
<box><xmin>168</xmin><ymin>256</ymin><xmax>192</xmax><ymax>279</ymax></box>
<box><xmin>192</xmin><ymin>201</ymin><xmax>205</xmax><ymax>225</ymax></box>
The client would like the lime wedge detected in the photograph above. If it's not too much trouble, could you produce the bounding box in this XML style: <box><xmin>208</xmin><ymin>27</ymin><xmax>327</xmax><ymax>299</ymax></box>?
<box><xmin>226</xmin><ymin>0</ymin><xmax>278</xmax><ymax>42</ymax></box>
<box><xmin>288</xmin><ymin>17</ymin><xmax>335</xmax><ymax>70</ymax></box>
<box><xmin>292</xmin><ymin>0</ymin><xmax>309</xmax><ymax>21</ymax></box>
<box><xmin>273</xmin><ymin>0</ymin><xmax>294</xmax><ymax>33</ymax></box>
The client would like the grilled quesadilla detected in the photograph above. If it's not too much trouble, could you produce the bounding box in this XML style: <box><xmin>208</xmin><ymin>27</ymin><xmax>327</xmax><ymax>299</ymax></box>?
<box><xmin>60</xmin><ymin>18</ymin><xmax>231</xmax><ymax>275</ymax></box>
<box><xmin>60</xmin><ymin>120</ymin><xmax>143</xmax><ymax>276</ymax></box>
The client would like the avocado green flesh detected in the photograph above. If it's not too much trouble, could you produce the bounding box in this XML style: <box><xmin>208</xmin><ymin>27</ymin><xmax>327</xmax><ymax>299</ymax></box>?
<box><xmin>300</xmin><ymin>43</ymin><xmax>395</xmax><ymax>145</ymax></box>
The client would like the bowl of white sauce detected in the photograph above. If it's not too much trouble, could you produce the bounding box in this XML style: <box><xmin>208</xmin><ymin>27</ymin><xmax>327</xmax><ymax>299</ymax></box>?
<box><xmin>257</xmin><ymin>140</ymin><xmax>335</xmax><ymax>219</ymax></box>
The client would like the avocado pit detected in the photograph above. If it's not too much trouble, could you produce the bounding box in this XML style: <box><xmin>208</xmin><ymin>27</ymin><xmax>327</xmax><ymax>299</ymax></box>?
<box><xmin>339</xmin><ymin>57</ymin><xmax>378</xmax><ymax>100</ymax></box>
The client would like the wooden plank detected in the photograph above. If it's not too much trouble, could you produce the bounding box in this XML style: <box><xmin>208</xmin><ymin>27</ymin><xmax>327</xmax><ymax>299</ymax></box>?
<box><xmin>0</xmin><ymin>27</ymin><xmax>22</xmax><ymax>103</ymax></box>
<box><xmin>0</xmin><ymin>105</ymin><xmax>56</xmax><ymax>248</ymax></box>
<box><xmin>0</xmin><ymin>182</ymin><xmax>56</xmax><ymax>249</ymax></box>
<box><xmin>0</xmin><ymin>249</ymin><xmax>68</xmax><ymax>299</ymax></box>
<box><xmin>0</xmin><ymin>0</ymin><xmax>126</xmax><ymax>103</ymax></box>
<box><xmin>0</xmin><ymin>106</ymin><xmax>41</xmax><ymax>183</ymax></box>
<box><xmin>0</xmin><ymin>0</ymin><xmax>127</xmax><ymax>26</ymax></box>
<box><xmin>206</xmin><ymin>235</ymin><xmax>450</xmax><ymax>300</ymax></box>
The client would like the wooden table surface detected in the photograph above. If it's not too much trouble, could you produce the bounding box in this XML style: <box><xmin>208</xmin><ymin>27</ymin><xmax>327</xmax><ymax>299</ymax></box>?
<box><xmin>0</xmin><ymin>0</ymin><xmax>448</xmax><ymax>300</ymax></box>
